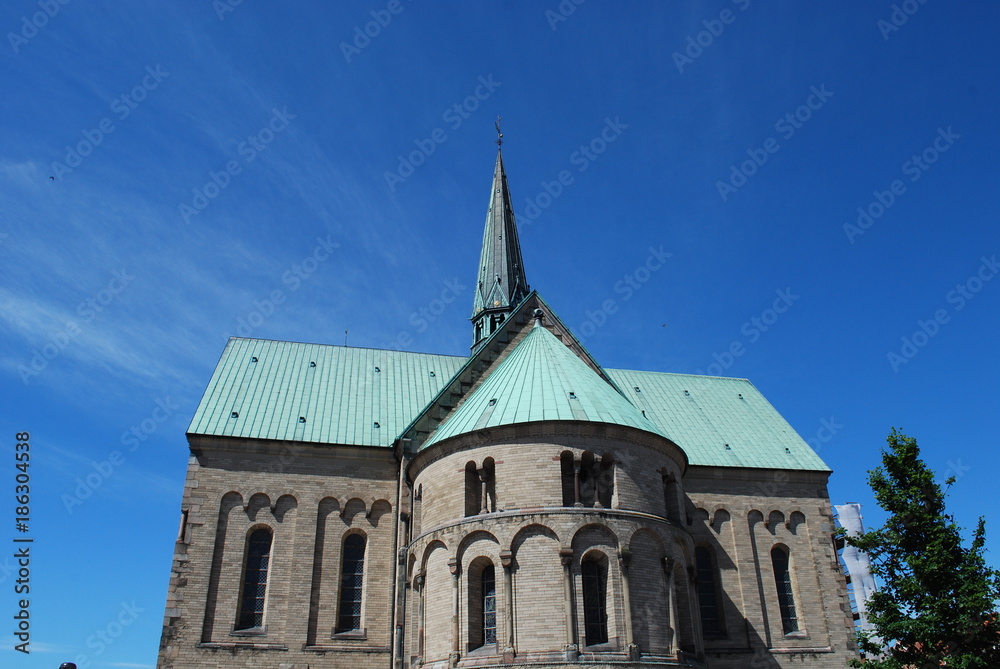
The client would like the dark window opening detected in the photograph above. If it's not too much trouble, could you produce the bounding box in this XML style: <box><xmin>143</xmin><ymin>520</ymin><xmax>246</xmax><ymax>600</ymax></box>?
<box><xmin>465</xmin><ymin>461</ymin><xmax>481</xmax><ymax>516</ymax></box>
<box><xmin>336</xmin><ymin>534</ymin><xmax>366</xmax><ymax>632</ymax></box>
<box><xmin>771</xmin><ymin>546</ymin><xmax>798</xmax><ymax>634</ymax></box>
<box><xmin>482</xmin><ymin>566</ymin><xmax>497</xmax><ymax>646</ymax></box>
<box><xmin>560</xmin><ymin>451</ymin><xmax>576</xmax><ymax>506</ymax></box>
<box><xmin>695</xmin><ymin>546</ymin><xmax>724</xmax><ymax>636</ymax></box>
<box><xmin>236</xmin><ymin>528</ymin><xmax>272</xmax><ymax>630</ymax></box>
<box><xmin>581</xmin><ymin>557</ymin><xmax>609</xmax><ymax>645</ymax></box>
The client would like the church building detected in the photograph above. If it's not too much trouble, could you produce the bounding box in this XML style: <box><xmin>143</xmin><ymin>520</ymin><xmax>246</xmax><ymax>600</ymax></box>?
<box><xmin>157</xmin><ymin>140</ymin><xmax>858</xmax><ymax>669</ymax></box>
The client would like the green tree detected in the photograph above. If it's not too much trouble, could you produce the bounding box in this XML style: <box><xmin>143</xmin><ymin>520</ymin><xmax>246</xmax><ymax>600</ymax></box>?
<box><xmin>844</xmin><ymin>429</ymin><xmax>1000</xmax><ymax>668</ymax></box>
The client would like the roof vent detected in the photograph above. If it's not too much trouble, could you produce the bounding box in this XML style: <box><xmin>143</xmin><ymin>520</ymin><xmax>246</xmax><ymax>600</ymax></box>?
<box><xmin>374</xmin><ymin>366</ymin><xmax>380</xmax><ymax>373</ymax></box>
<box><xmin>299</xmin><ymin>416</ymin><xmax>306</xmax><ymax>423</ymax></box>
<box><xmin>634</xmin><ymin>386</ymin><xmax>641</xmax><ymax>393</ymax></box>
<box><xmin>683</xmin><ymin>390</ymin><xmax>690</xmax><ymax>396</ymax></box>
<box><xmin>724</xmin><ymin>443</ymin><xmax>731</xmax><ymax>450</ymax></box>
<box><xmin>231</xmin><ymin>411</ymin><xmax>239</xmax><ymax>419</ymax></box>
<box><xmin>488</xmin><ymin>398</ymin><xmax>497</xmax><ymax>406</ymax></box>
<box><xmin>785</xmin><ymin>447</ymin><xmax>791</xmax><ymax>454</ymax></box>
<box><xmin>429</xmin><ymin>371</ymin><xmax>436</xmax><ymax>377</ymax></box>
<box><xmin>373</xmin><ymin>422</ymin><xmax>380</xmax><ymax>429</ymax></box>
<box><xmin>309</xmin><ymin>361</ymin><xmax>316</xmax><ymax>367</ymax></box>
<box><xmin>251</xmin><ymin>356</ymin><xmax>258</xmax><ymax>363</ymax></box>
<box><xmin>738</xmin><ymin>393</ymin><xmax>744</xmax><ymax>399</ymax></box>
<box><xmin>568</xmin><ymin>392</ymin><xmax>577</xmax><ymax>400</ymax></box>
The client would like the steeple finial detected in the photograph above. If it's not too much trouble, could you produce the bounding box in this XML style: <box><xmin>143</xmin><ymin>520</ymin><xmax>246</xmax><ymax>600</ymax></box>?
<box><xmin>495</xmin><ymin>116</ymin><xmax>503</xmax><ymax>147</ymax></box>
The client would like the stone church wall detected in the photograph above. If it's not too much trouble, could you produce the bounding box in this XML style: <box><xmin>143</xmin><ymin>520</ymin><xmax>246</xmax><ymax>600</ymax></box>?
<box><xmin>158</xmin><ymin>436</ymin><xmax>399</xmax><ymax>669</ymax></box>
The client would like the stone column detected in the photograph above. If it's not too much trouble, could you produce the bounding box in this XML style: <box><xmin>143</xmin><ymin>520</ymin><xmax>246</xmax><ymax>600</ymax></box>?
<box><xmin>500</xmin><ymin>550</ymin><xmax>516</xmax><ymax>662</ymax></box>
<box><xmin>618</xmin><ymin>549</ymin><xmax>639</xmax><ymax>659</ymax></box>
<box><xmin>559</xmin><ymin>547</ymin><xmax>579</xmax><ymax>661</ymax></box>
<box><xmin>479</xmin><ymin>468</ymin><xmax>489</xmax><ymax>513</ymax></box>
<box><xmin>416</xmin><ymin>572</ymin><xmax>426</xmax><ymax>665</ymax></box>
<box><xmin>663</xmin><ymin>557</ymin><xmax>677</xmax><ymax>657</ymax></box>
<box><xmin>448</xmin><ymin>558</ymin><xmax>461</xmax><ymax>668</ymax></box>
<box><xmin>573</xmin><ymin>462</ymin><xmax>583</xmax><ymax>507</ymax></box>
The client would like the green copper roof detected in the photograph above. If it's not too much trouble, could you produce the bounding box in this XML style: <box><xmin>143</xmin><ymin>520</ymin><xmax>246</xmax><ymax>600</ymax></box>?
<box><xmin>423</xmin><ymin>323</ymin><xmax>664</xmax><ymax>448</ymax></box>
<box><xmin>605</xmin><ymin>369</ymin><xmax>830</xmax><ymax>472</ymax></box>
<box><xmin>188</xmin><ymin>336</ymin><xmax>829</xmax><ymax>472</ymax></box>
<box><xmin>188</xmin><ymin>338</ymin><xmax>465</xmax><ymax>447</ymax></box>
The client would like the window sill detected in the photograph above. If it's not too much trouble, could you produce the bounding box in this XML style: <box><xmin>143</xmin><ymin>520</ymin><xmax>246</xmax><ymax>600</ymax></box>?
<box><xmin>331</xmin><ymin>628</ymin><xmax>367</xmax><ymax>640</ymax></box>
<box><xmin>230</xmin><ymin>627</ymin><xmax>267</xmax><ymax>637</ymax></box>
<box><xmin>466</xmin><ymin>643</ymin><xmax>497</xmax><ymax>657</ymax></box>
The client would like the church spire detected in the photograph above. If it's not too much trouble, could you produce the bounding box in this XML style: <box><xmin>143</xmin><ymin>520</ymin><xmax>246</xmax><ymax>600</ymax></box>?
<box><xmin>471</xmin><ymin>119</ymin><xmax>528</xmax><ymax>350</ymax></box>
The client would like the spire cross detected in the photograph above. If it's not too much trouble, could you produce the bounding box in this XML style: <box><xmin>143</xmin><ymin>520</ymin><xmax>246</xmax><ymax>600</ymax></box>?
<box><xmin>495</xmin><ymin>116</ymin><xmax>503</xmax><ymax>147</ymax></box>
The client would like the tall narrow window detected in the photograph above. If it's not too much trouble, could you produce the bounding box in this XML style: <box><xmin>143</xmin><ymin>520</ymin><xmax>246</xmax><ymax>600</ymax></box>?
<box><xmin>695</xmin><ymin>546</ymin><xmax>724</xmax><ymax>636</ymax></box>
<box><xmin>236</xmin><ymin>528</ymin><xmax>272</xmax><ymax>630</ymax></box>
<box><xmin>465</xmin><ymin>461</ymin><xmax>481</xmax><ymax>516</ymax></box>
<box><xmin>581</xmin><ymin>556</ymin><xmax>608</xmax><ymax>645</ymax></box>
<box><xmin>337</xmin><ymin>534</ymin><xmax>366</xmax><ymax>632</ymax></box>
<box><xmin>579</xmin><ymin>451</ymin><xmax>596</xmax><ymax>507</ymax></box>
<box><xmin>771</xmin><ymin>546</ymin><xmax>798</xmax><ymax>634</ymax></box>
<box><xmin>482</xmin><ymin>566</ymin><xmax>497</xmax><ymax>646</ymax></box>
<box><xmin>596</xmin><ymin>454</ymin><xmax>614</xmax><ymax>508</ymax></box>
<box><xmin>560</xmin><ymin>451</ymin><xmax>576</xmax><ymax>506</ymax></box>
<box><xmin>662</xmin><ymin>473</ymin><xmax>681</xmax><ymax>523</ymax></box>
<box><xmin>483</xmin><ymin>458</ymin><xmax>496</xmax><ymax>513</ymax></box>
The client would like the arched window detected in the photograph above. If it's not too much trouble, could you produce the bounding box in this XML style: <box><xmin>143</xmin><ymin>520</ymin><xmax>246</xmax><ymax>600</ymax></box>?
<box><xmin>579</xmin><ymin>451</ymin><xmax>596</xmax><ymax>507</ymax></box>
<box><xmin>467</xmin><ymin>559</ymin><xmax>498</xmax><ymax>650</ymax></box>
<box><xmin>482</xmin><ymin>457</ymin><xmax>496</xmax><ymax>513</ymax></box>
<box><xmin>771</xmin><ymin>545</ymin><xmax>798</xmax><ymax>634</ymax></box>
<box><xmin>662</xmin><ymin>473</ymin><xmax>681</xmax><ymax>523</ymax></box>
<box><xmin>336</xmin><ymin>534</ymin><xmax>366</xmax><ymax>632</ymax></box>
<box><xmin>236</xmin><ymin>528</ymin><xmax>272</xmax><ymax>630</ymax></box>
<box><xmin>482</xmin><ymin>565</ymin><xmax>497</xmax><ymax>645</ymax></box>
<box><xmin>465</xmin><ymin>461</ymin><xmax>481</xmax><ymax>516</ymax></box>
<box><xmin>560</xmin><ymin>451</ymin><xmax>577</xmax><ymax>506</ymax></box>
<box><xmin>581</xmin><ymin>555</ymin><xmax>608</xmax><ymax>645</ymax></box>
<box><xmin>596</xmin><ymin>454</ymin><xmax>614</xmax><ymax>508</ymax></box>
<box><xmin>411</xmin><ymin>484</ymin><xmax>422</xmax><ymax>539</ymax></box>
<box><xmin>695</xmin><ymin>546</ymin><xmax>724</xmax><ymax>636</ymax></box>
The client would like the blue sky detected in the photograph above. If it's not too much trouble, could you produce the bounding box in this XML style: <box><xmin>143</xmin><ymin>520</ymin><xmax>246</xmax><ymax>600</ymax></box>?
<box><xmin>1</xmin><ymin>1</ymin><xmax>998</xmax><ymax>666</ymax></box>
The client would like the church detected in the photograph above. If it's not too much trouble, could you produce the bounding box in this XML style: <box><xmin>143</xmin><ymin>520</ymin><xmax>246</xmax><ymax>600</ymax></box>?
<box><xmin>156</xmin><ymin>139</ymin><xmax>858</xmax><ymax>669</ymax></box>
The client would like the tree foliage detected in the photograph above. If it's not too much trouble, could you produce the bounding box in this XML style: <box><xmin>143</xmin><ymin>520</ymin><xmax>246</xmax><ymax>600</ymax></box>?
<box><xmin>845</xmin><ymin>429</ymin><xmax>1000</xmax><ymax>668</ymax></box>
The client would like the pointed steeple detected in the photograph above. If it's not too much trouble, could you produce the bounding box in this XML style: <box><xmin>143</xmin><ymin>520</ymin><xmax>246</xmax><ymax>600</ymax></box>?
<box><xmin>471</xmin><ymin>125</ymin><xmax>528</xmax><ymax>350</ymax></box>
